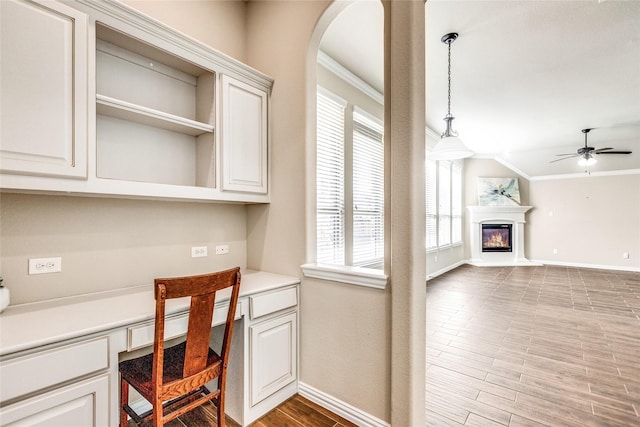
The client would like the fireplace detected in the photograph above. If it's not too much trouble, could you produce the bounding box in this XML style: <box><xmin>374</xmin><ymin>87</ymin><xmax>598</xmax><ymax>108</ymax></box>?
<box><xmin>467</xmin><ymin>205</ymin><xmax>539</xmax><ymax>266</ymax></box>
<box><xmin>482</xmin><ymin>224</ymin><xmax>512</xmax><ymax>252</ymax></box>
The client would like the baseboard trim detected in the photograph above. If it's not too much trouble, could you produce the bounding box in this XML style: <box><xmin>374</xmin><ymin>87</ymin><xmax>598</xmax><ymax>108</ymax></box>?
<box><xmin>431</xmin><ymin>259</ymin><xmax>640</xmax><ymax>274</ymax></box>
<box><xmin>426</xmin><ymin>260</ymin><xmax>467</xmax><ymax>280</ymax></box>
<box><xmin>531</xmin><ymin>259</ymin><xmax>640</xmax><ymax>273</ymax></box>
<box><xmin>298</xmin><ymin>382</ymin><xmax>390</xmax><ymax>427</ymax></box>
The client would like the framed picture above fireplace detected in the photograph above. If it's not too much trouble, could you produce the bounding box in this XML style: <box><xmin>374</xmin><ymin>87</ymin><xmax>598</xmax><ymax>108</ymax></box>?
<box><xmin>477</xmin><ymin>178</ymin><xmax>521</xmax><ymax>206</ymax></box>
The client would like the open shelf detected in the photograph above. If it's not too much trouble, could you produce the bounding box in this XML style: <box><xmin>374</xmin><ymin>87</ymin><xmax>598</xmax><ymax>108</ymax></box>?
<box><xmin>95</xmin><ymin>23</ymin><xmax>216</xmax><ymax>189</ymax></box>
<box><xmin>96</xmin><ymin>95</ymin><xmax>213</xmax><ymax>137</ymax></box>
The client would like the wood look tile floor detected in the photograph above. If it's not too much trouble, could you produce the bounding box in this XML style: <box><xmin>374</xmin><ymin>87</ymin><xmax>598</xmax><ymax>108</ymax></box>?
<box><xmin>129</xmin><ymin>394</ymin><xmax>358</xmax><ymax>427</ymax></box>
<box><xmin>426</xmin><ymin>265</ymin><xmax>640</xmax><ymax>427</ymax></box>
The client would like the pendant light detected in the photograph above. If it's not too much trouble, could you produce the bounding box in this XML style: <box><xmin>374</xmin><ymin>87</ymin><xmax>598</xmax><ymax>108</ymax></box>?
<box><xmin>430</xmin><ymin>32</ymin><xmax>474</xmax><ymax>160</ymax></box>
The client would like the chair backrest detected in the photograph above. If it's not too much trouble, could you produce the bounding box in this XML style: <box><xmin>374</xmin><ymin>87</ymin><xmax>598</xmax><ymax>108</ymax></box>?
<box><xmin>152</xmin><ymin>267</ymin><xmax>241</xmax><ymax>390</ymax></box>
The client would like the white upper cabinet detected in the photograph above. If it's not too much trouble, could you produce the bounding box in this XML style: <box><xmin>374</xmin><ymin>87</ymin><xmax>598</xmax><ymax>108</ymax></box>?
<box><xmin>0</xmin><ymin>0</ymin><xmax>272</xmax><ymax>203</ymax></box>
<box><xmin>0</xmin><ymin>0</ymin><xmax>88</xmax><ymax>178</ymax></box>
<box><xmin>220</xmin><ymin>75</ymin><xmax>269</xmax><ymax>194</ymax></box>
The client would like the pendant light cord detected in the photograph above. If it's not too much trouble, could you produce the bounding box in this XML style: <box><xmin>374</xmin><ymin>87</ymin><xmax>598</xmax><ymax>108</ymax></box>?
<box><xmin>447</xmin><ymin>40</ymin><xmax>452</xmax><ymax>117</ymax></box>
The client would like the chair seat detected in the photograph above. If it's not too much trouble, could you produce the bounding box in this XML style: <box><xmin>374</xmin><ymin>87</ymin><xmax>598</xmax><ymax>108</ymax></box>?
<box><xmin>119</xmin><ymin>341</ymin><xmax>222</xmax><ymax>400</ymax></box>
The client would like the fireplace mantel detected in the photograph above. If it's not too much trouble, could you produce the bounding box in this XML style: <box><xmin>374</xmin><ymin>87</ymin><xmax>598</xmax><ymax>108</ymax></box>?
<box><xmin>467</xmin><ymin>205</ymin><xmax>541</xmax><ymax>266</ymax></box>
<box><xmin>467</xmin><ymin>205</ymin><xmax>532</xmax><ymax>218</ymax></box>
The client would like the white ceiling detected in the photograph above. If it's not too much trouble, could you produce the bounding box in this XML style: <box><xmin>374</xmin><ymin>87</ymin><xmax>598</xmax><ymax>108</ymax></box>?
<box><xmin>319</xmin><ymin>0</ymin><xmax>640</xmax><ymax>178</ymax></box>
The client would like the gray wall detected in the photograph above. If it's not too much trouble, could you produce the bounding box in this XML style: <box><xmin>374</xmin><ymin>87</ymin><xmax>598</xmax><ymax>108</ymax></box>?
<box><xmin>0</xmin><ymin>0</ymin><xmax>394</xmax><ymax>423</ymax></box>
<box><xmin>0</xmin><ymin>194</ymin><xmax>247</xmax><ymax>303</ymax></box>
<box><xmin>0</xmin><ymin>1</ymin><xmax>251</xmax><ymax>304</ymax></box>
<box><xmin>528</xmin><ymin>174</ymin><xmax>640</xmax><ymax>269</ymax></box>
<box><xmin>463</xmin><ymin>158</ymin><xmax>531</xmax><ymax>261</ymax></box>
<box><xmin>462</xmin><ymin>158</ymin><xmax>639</xmax><ymax>271</ymax></box>
<box><xmin>244</xmin><ymin>1</ymin><xmax>392</xmax><ymax>421</ymax></box>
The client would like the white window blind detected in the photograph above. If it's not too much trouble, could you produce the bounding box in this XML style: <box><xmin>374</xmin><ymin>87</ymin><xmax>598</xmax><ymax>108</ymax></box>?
<box><xmin>316</xmin><ymin>89</ymin><xmax>346</xmax><ymax>265</ymax></box>
<box><xmin>316</xmin><ymin>87</ymin><xmax>384</xmax><ymax>269</ymax></box>
<box><xmin>438</xmin><ymin>160</ymin><xmax>451</xmax><ymax>246</ymax></box>
<box><xmin>426</xmin><ymin>158</ymin><xmax>437</xmax><ymax>250</ymax></box>
<box><xmin>352</xmin><ymin>108</ymin><xmax>384</xmax><ymax>267</ymax></box>
<box><xmin>451</xmin><ymin>163</ymin><xmax>462</xmax><ymax>244</ymax></box>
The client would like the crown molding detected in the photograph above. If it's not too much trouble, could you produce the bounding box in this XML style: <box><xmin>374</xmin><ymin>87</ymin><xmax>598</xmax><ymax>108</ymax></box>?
<box><xmin>317</xmin><ymin>50</ymin><xmax>383</xmax><ymax>105</ymax></box>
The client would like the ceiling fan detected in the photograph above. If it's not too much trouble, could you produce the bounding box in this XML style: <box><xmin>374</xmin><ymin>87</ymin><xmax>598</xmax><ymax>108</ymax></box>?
<box><xmin>551</xmin><ymin>128</ymin><xmax>633</xmax><ymax>166</ymax></box>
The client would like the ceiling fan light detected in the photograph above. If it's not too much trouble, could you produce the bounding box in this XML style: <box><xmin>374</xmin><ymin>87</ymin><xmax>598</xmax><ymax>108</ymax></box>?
<box><xmin>578</xmin><ymin>155</ymin><xmax>597</xmax><ymax>166</ymax></box>
<box><xmin>430</xmin><ymin>136</ymin><xmax>474</xmax><ymax>160</ymax></box>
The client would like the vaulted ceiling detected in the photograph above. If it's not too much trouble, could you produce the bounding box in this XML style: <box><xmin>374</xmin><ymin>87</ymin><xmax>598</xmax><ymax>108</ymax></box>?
<box><xmin>319</xmin><ymin>0</ymin><xmax>640</xmax><ymax>178</ymax></box>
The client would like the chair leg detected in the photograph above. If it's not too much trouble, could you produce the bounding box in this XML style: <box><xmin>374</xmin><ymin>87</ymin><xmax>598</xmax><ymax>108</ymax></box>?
<box><xmin>217</xmin><ymin>396</ymin><xmax>225</xmax><ymax>427</ymax></box>
<box><xmin>153</xmin><ymin>397</ymin><xmax>163</xmax><ymax>427</ymax></box>
<box><xmin>120</xmin><ymin>378</ymin><xmax>129</xmax><ymax>427</ymax></box>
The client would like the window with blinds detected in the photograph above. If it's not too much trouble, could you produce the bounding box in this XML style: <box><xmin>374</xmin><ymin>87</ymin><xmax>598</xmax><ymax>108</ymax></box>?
<box><xmin>426</xmin><ymin>155</ymin><xmax>463</xmax><ymax>250</ymax></box>
<box><xmin>352</xmin><ymin>108</ymin><xmax>384</xmax><ymax>267</ymax></box>
<box><xmin>426</xmin><ymin>158</ymin><xmax>437</xmax><ymax>250</ymax></box>
<box><xmin>316</xmin><ymin>89</ymin><xmax>346</xmax><ymax>265</ymax></box>
<box><xmin>316</xmin><ymin>87</ymin><xmax>384</xmax><ymax>268</ymax></box>
<box><xmin>451</xmin><ymin>163</ymin><xmax>462</xmax><ymax>244</ymax></box>
<box><xmin>438</xmin><ymin>160</ymin><xmax>452</xmax><ymax>246</ymax></box>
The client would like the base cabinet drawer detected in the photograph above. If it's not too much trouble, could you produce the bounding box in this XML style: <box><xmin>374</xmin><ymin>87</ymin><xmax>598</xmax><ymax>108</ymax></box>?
<box><xmin>0</xmin><ymin>373</ymin><xmax>109</xmax><ymax>427</ymax></box>
<box><xmin>249</xmin><ymin>286</ymin><xmax>297</xmax><ymax>320</ymax></box>
<box><xmin>0</xmin><ymin>337</ymin><xmax>109</xmax><ymax>402</ymax></box>
<box><xmin>249</xmin><ymin>312</ymin><xmax>297</xmax><ymax>406</ymax></box>
<box><xmin>127</xmin><ymin>300</ymin><xmax>238</xmax><ymax>351</ymax></box>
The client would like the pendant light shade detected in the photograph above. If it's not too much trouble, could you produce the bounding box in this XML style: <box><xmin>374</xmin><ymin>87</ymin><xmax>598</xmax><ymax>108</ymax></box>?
<box><xmin>433</xmin><ymin>135</ymin><xmax>474</xmax><ymax>160</ymax></box>
<box><xmin>430</xmin><ymin>32</ymin><xmax>473</xmax><ymax>161</ymax></box>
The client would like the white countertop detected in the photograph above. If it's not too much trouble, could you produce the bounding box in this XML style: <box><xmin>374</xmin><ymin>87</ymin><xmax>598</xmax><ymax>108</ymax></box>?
<box><xmin>0</xmin><ymin>270</ymin><xmax>299</xmax><ymax>357</ymax></box>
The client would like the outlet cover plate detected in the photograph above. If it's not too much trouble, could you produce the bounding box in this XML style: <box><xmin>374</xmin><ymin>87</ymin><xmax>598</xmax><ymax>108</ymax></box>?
<box><xmin>29</xmin><ymin>257</ymin><xmax>62</xmax><ymax>275</ymax></box>
<box><xmin>191</xmin><ymin>246</ymin><xmax>208</xmax><ymax>258</ymax></box>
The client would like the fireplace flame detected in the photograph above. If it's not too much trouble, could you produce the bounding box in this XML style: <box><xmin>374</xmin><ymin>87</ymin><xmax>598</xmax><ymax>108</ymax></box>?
<box><xmin>484</xmin><ymin>231</ymin><xmax>509</xmax><ymax>248</ymax></box>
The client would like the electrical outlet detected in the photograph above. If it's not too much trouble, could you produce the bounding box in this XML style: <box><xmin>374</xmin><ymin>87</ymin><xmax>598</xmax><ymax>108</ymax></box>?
<box><xmin>623</xmin><ymin>252</ymin><xmax>630</xmax><ymax>259</ymax></box>
<box><xmin>215</xmin><ymin>245</ymin><xmax>229</xmax><ymax>255</ymax></box>
<box><xmin>191</xmin><ymin>246</ymin><xmax>208</xmax><ymax>258</ymax></box>
<box><xmin>29</xmin><ymin>257</ymin><xmax>62</xmax><ymax>275</ymax></box>
<box><xmin>552</xmin><ymin>249</ymin><xmax>558</xmax><ymax>255</ymax></box>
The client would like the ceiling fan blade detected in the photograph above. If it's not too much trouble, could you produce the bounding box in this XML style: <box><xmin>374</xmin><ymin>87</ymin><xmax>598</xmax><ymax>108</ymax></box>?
<box><xmin>593</xmin><ymin>147</ymin><xmax>613</xmax><ymax>153</ymax></box>
<box><xmin>555</xmin><ymin>153</ymin><xmax>577</xmax><ymax>156</ymax></box>
<box><xmin>550</xmin><ymin>155</ymin><xmax>578</xmax><ymax>163</ymax></box>
<box><xmin>596</xmin><ymin>151</ymin><xmax>632</xmax><ymax>155</ymax></box>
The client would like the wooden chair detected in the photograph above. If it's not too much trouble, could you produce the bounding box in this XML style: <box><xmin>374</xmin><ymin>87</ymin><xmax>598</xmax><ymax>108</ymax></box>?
<box><xmin>119</xmin><ymin>267</ymin><xmax>241</xmax><ymax>427</ymax></box>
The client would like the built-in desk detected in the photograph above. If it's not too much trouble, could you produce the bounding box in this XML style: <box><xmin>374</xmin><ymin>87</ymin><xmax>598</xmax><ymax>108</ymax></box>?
<box><xmin>0</xmin><ymin>270</ymin><xmax>299</xmax><ymax>426</ymax></box>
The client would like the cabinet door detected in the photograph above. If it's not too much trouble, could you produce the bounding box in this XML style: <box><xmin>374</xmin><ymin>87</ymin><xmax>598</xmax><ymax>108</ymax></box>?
<box><xmin>0</xmin><ymin>374</ymin><xmax>109</xmax><ymax>426</ymax></box>
<box><xmin>0</xmin><ymin>0</ymin><xmax>87</xmax><ymax>178</ymax></box>
<box><xmin>220</xmin><ymin>75</ymin><xmax>268</xmax><ymax>194</ymax></box>
<box><xmin>249</xmin><ymin>312</ymin><xmax>297</xmax><ymax>406</ymax></box>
